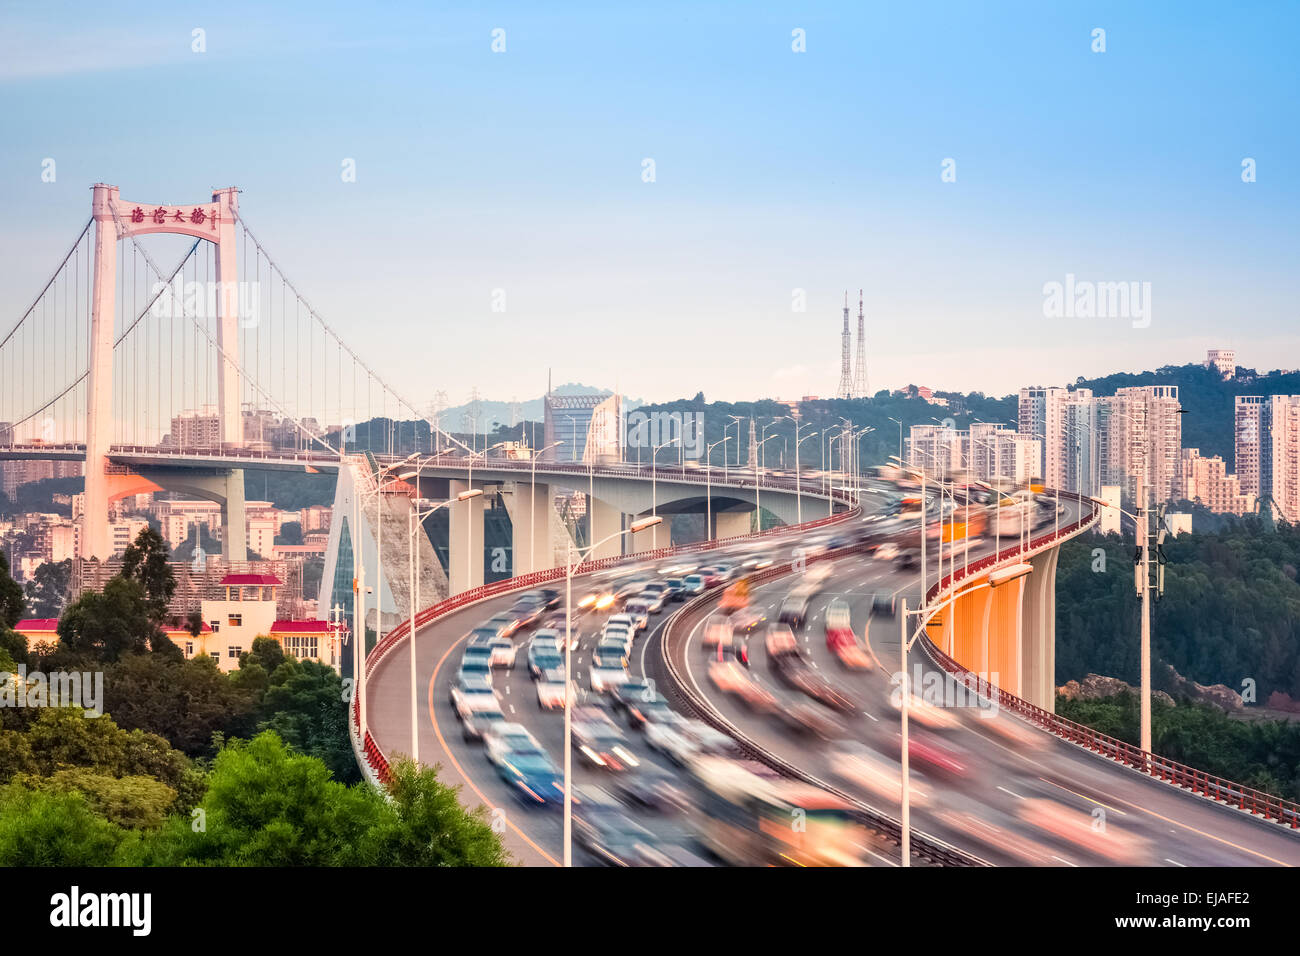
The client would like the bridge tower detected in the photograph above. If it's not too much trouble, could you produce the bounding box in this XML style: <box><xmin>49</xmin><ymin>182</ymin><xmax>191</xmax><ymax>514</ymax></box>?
<box><xmin>84</xmin><ymin>184</ymin><xmax>245</xmax><ymax>560</ymax></box>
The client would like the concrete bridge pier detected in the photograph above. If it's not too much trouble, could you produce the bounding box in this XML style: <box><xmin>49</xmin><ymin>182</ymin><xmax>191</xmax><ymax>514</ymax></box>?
<box><xmin>449</xmin><ymin>479</ymin><xmax>486</xmax><ymax>594</ymax></box>
<box><xmin>712</xmin><ymin>509</ymin><xmax>751</xmax><ymax>540</ymax></box>
<box><xmin>588</xmin><ymin>497</ymin><xmax>622</xmax><ymax>560</ymax></box>
<box><xmin>509</xmin><ymin>481</ymin><xmax>556</xmax><ymax>575</ymax></box>
<box><xmin>1019</xmin><ymin>548</ymin><xmax>1060</xmax><ymax>711</ymax></box>
<box><xmin>222</xmin><ymin>469</ymin><xmax>247</xmax><ymax>562</ymax></box>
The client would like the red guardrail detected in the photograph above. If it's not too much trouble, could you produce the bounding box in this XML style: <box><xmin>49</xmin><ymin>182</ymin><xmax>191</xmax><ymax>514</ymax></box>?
<box><xmin>920</xmin><ymin>491</ymin><xmax>1300</xmax><ymax>830</ymax></box>
<box><xmin>352</xmin><ymin>502</ymin><xmax>860</xmax><ymax>783</ymax></box>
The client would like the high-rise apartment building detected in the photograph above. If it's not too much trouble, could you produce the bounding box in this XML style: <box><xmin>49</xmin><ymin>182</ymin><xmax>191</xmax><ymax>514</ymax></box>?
<box><xmin>1094</xmin><ymin>386</ymin><xmax>1182</xmax><ymax>507</ymax></box>
<box><xmin>1018</xmin><ymin>387</ymin><xmax>1066</xmax><ymax>486</ymax></box>
<box><xmin>1178</xmin><ymin>449</ymin><xmax>1255</xmax><ymax>514</ymax></box>
<box><xmin>1237</xmin><ymin>395</ymin><xmax>1300</xmax><ymax>523</ymax></box>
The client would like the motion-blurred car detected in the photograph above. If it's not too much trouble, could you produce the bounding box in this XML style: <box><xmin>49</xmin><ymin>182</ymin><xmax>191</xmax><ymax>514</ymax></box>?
<box><xmin>777</xmin><ymin>592</ymin><xmax>810</xmax><ymax>629</ymax></box>
<box><xmin>682</xmin><ymin>574</ymin><xmax>707</xmax><ymax>596</ymax></box>
<box><xmin>623</xmin><ymin>599</ymin><xmax>651</xmax><ymax>631</ymax></box>
<box><xmin>456</xmin><ymin>654</ymin><xmax>493</xmax><ymax>686</ymax></box>
<box><xmin>593</xmin><ymin>637</ymin><xmax>631</xmax><ymax>669</ymax></box>
<box><xmin>708</xmin><ymin>658</ymin><xmax>776</xmax><ymax>712</ymax></box>
<box><xmin>611</xmin><ymin>680</ymin><xmax>654</xmax><ymax>714</ymax></box>
<box><xmin>903</xmin><ymin>729</ymin><xmax>970</xmax><ymax>781</ymax></box>
<box><xmin>573</xmin><ymin>788</ymin><xmax>666</xmax><ymax>866</ymax></box>
<box><xmin>574</xmin><ymin>713</ymin><xmax>639</xmax><ymax>771</ymax></box>
<box><xmin>888</xmin><ymin>691</ymin><xmax>960</xmax><ymax>730</ymax></box>
<box><xmin>614</xmin><ymin>768</ymin><xmax>692</xmax><ymax>813</ymax></box>
<box><xmin>519</xmin><ymin>588</ymin><xmax>561</xmax><ymax>611</ymax></box>
<box><xmin>449</xmin><ymin>673</ymin><xmax>498</xmax><ymax>712</ymax></box>
<box><xmin>487</xmin><ymin>635</ymin><xmax>518</xmax><ymax>670</ymax></box>
<box><xmin>785</xmin><ymin>668</ymin><xmax>862</xmax><ymax>715</ymax></box>
<box><xmin>496</xmin><ymin>748</ymin><xmax>564</xmax><ymax>806</ymax></box>
<box><xmin>527</xmin><ymin>641</ymin><xmax>562</xmax><ymax>678</ymax></box>
<box><xmin>828</xmin><ymin>741</ymin><xmax>925</xmax><ymax>808</ymax></box>
<box><xmin>824</xmin><ymin>599</ymin><xmax>874</xmax><ymax>671</ymax></box>
<box><xmin>534</xmin><ymin>624</ymin><xmax>578</xmax><ymax>652</ymax></box>
<box><xmin>456</xmin><ymin>695</ymin><xmax>507</xmax><ymax>741</ymax></box>
<box><xmin>482</xmin><ymin>722</ymin><xmax>542</xmax><ymax>767</ymax></box>
<box><xmin>1017</xmin><ymin>798</ymin><xmax>1150</xmax><ymax>865</ymax></box>
<box><xmin>701</xmin><ymin>614</ymin><xmax>734</xmax><ymax>652</ymax></box>
<box><xmin>535</xmin><ymin>669</ymin><xmax>573</xmax><ymax>710</ymax></box>
<box><xmin>623</xmin><ymin>694</ymin><xmax>676</xmax><ymax>730</ymax></box>
<box><xmin>484</xmin><ymin>612</ymin><xmax>521</xmax><ymax>639</ymax></box>
<box><xmin>637</xmin><ymin>584</ymin><xmax>669</xmax><ymax>613</ymax></box>
<box><xmin>663</xmin><ymin>578</ymin><xmax>687</xmax><ymax>601</ymax></box>
<box><xmin>590</xmin><ymin>664</ymin><xmax>632</xmax><ymax>695</ymax></box>
<box><xmin>603</xmin><ymin>614</ymin><xmax>636</xmax><ymax>638</ymax></box>
<box><xmin>870</xmin><ymin>591</ymin><xmax>898</xmax><ymax>616</ymax></box>
<box><xmin>773</xmin><ymin>700</ymin><xmax>846</xmax><ymax>738</ymax></box>
<box><xmin>504</xmin><ymin>599</ymin><xmax>544</xmax><ymax>632</ymax></box>
<box><xmin>731</xmin><ymin>606</ymin><xmax>768</xmax><ymax>635</ymax></box>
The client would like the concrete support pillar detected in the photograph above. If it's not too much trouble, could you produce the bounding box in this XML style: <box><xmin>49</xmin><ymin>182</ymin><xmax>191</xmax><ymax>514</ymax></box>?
<box><xmin>986</xmin><ymin>578</ymin><xmax>1027</xmax><ymax>697</ymax></box>
<box><xmin>449</xmin><ymin>479</ymin><xmax>486</xmax><ymax>593</ymax></box>
<box><xmin>713</xmin><ymin>510</ymin><xmax>750</xmax><ymax>540</ymax></box>
<box><xmin>588</xmin><ymin>496</ymin><xmax>621</xmax><ymax>560</ymax></box>
<box><xmin>512</xmin><ymin>480</ymin><xmax>554</xmax><ymax>574</ymax></box>
<box><xmin>1020</xmin><ymin>548</ymin><xmax>1060</xmax><ymax>711</ymax></box>
<box><xmin>221</xmin><ymin>469</ymin><xmax>247</xmax><ymax>562</ymax></box>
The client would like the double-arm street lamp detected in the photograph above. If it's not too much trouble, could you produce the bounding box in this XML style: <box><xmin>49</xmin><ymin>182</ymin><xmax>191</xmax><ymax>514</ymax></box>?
<box><xmin>651</xmin><ymin>435</ymin><xmax>681</xmax><ymax>548</ymax></box>
<box><xmin>897</xmin><ymin>563</ymin><xmax>1032</xmax><ymax>865</ymax></box>
<box><xmin>563</xmin><ymin>515</ymin><xmax>663</xmax><ymax>865</ymax></box>
<box><xmin>794</xmin><ymin>427</ymin><xmax>819</xmax><ymax>523</ymax></box>
<box><xmin>705</xmin><ymin>435</ymin><xmax>733</xmax><ymax>539</ymax></box>
<box><xmin>526</xmin><ymin>441</ymin><xmax>564</xmax><ymax>574</ymax></box>
<box><xmin>754</xmin><ymin>433</ymin><xmax>780</xmax><ymax>533</ymax></box>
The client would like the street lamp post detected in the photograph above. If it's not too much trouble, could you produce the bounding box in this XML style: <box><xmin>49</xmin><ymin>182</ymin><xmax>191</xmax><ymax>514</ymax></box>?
<box><xmin>888</xmin><ymin>416</ymin><xmax>904</xmax><ymax>464</ymax></box>
<box><xmin>794</xmin><ymin>429</ymin><xmax>819</xmax><ymax>523</ymax></box>
<box><xmin>651</xmin><ymin>435</ymin><xmax>681</xmax><ymax>548</ymax></box>
<box><xmin>462</xmin><ymin>441</ymin><xmax>507</xmax><ymax>591</ymax></box>
<box><xmin>528</xmin><ymin>441</ymin><xmax>563</xmax><ymax>574</ymax></box>
<box><xmin>754</xmin><ymin>434</ymin><xmax>780</xmax><ymax>533</ymax></box>
<box><xmin>705</xmin><ymin>435</ymin><xmax>733</xmax><ymax>539</ymax></box>
<box><xmin>563</xmin><ymin>515</ymin><xmax>662</xmax><ymax>866</ymax></box>
<box><xmin>897</xmin><ymin>562</ymin><xmax>1032</xmax><ymax>864</ymax></box>
<box><xmin>402</xmin><ymin>486</ymin><xmax>482</xmax><ymax>763</ymax></box>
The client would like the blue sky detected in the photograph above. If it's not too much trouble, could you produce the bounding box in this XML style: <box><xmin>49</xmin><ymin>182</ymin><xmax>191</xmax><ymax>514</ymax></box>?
<box><xmin>1</xmin><ymin>0</ymin><xmax>1296</xmax><ymax>407</ymax></box>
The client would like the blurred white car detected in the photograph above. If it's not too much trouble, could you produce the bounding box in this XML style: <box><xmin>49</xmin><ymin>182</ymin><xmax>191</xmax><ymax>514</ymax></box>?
<box><xmin>590</xmin><ymin>665</ymin><xmax>632</xmax><ymax>694</ymax></box>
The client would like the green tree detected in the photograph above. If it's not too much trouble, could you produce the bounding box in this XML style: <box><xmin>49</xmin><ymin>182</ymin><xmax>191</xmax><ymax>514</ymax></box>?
<box><xmin>366</xmin><ymin>757</ymin><xmax>511</xmax><ymax>866</ymax></box>
<box><xmin>56</xmin><ymin>576</ymin><xmax>158</xmax><ymax>662</ymax></box>
<box><xmin>259</xmin><ymin>659</ymin><xmax>359</xmax><ymax>784</ymax></box>
<box><xmin>102</xmin><ymin>653</ymin><xmax>258</xmax><ymax>757</ymax></box>
<box><xmin>0</xmin><ymin>551</ymin><xmax>24</xmax><ymax>628</ymax></box>
<box><xmin>132</xmin><ymin>731</ymin><xmax>383</xmax><ymax>866</ymax></box>
<box><xmin>13</xmin><ymin>768</ymin><xmax>177</xmax><ymax>829</ymax></box>
<box><xmin>23</xmin><ymin>559</ymin><xmax>72</xmax><ymax>619</ymax></box>
<box><xmin>120</xmin><ymin>527</ymin><xmax>176</xmax><ymax>621</ymax></box>
<box><xmin>0</xmin><ymin>785</ymin><xmax>127</xmax><ymax>866</ymax></box>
